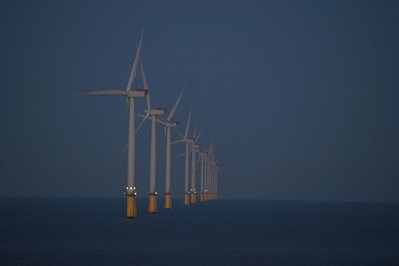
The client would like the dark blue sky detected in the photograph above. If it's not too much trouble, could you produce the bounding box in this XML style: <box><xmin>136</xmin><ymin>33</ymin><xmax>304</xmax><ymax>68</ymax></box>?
<box><xmin>1</xmin><ymin>0</ymin><xmax>398</xmax><ymax>201</ymax></box>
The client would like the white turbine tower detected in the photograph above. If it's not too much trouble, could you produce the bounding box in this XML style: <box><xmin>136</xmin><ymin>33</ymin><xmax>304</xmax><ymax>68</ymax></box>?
<box><xmin>136</xmin><ymin>61</ymin><xmax>166</xmax><ymax>214</ymax></box>
<box><xmin>78</xmin><ymin>31</ymin><xmax>146</xmax><ymax>219</ymax></box>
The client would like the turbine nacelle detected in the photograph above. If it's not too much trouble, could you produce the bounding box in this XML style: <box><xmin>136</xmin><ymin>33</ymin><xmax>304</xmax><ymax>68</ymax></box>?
<box><xmin>157</xmin><ymin>107</ymin><xmax>167</xmax><ymax>112</ymax></box>
<box><xmin>127</xmin><ymin>90</ymin><xmax>147</xmax><ymax>98</ymax></box>
<box><xmin>193</xmin><ymin>143</ymin><xmax>201</xmax><ymax>150</ymax></box>
<box><xmin>184</xmin><ymin>138</ymin><xmax>194</xmax><ymax>144</ymax></box>
<box><xmin>135</xmin><ymin>88</ymin><xmax>149</xmax><ymax>95</ymax></box>
<box><xmin>145</xmin><ymin>108</ymin><xmax>167</xmax><ymax>116</ymax></box>
<box><xmin>166</xmin><ymin>120</ymin><xmax>179</xmax><ymax>127</ymax></box>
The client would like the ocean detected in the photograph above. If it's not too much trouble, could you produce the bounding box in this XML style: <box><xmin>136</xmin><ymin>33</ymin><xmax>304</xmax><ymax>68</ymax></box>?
<box><xmin>0</xmin><ymin>198</ymin><xmax>398</xmax><ymax>265</ymax></box>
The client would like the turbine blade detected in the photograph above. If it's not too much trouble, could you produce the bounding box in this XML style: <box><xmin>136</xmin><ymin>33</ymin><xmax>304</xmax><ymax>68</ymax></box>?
<box><xmin>119</xmin><ymin>143</ymin><xmax>128</xmax><ymax>158</ymax></box>
<box><xmin>173</xmin><ymin>151</ymin><xmax>186</xmax><ymax>161</ymax></box>
<box><xmin>156</xmin><ymin>118</ymin><xmax>166</xmax><ymax>126</ymax></box>
<box><xmin>203</xmin><ymin>138</ymin><xmax>215</xmax><ymax>154</ymax></box>
<box><xmin>146</xmin><ymin>92</ymin><xmax>151</xmax><ymax>111</ymax></box>
<box><xmin>195</xmin><ymin>130</ymin><xmax>203</xmax><ymax>142</ymax></box>
<box><xmin>209</xmin><ymin>137</ymin><xmax>215</xmax><ymax>150</ymax></box>
<box><xmin>138</xmin><ymin>113</ymin><xmax>163</xmax><ymax>124</ymax></box>
<box><xmin>184</xmin><ymin>107</ymin><xmax>192</xmax><ymax>139</ymax></box>
<box><xmin>76</xmin><ymin>90</ymin><xmax>127</xmax><ymax>96</ymax></box>
<box><xmin>209</xmin><ymin>143</ymin><xmax>216</xmax><ymax>158</ymax></box>
<box><xmin>171</xmin><ymin>139</ymin><xmax>185</xmax><ymax>145</ymax></box>
<box><xmin>126</xmin><ymin>29</ymin><xmax>144</xmax><ymax>91</ymax></box>
<box><xmin>140</xmin><ymin>61</ymin><xmax>151</xmax><ymax>110</ymax></box>
<box><xmin>136</xmin><ymin>113</ymin><xmax>150</xmax><ymax>133</ymax></box>
<box><xmin>175</xmin><ymin>130</ymin><xmax>184</xmax><ymax>139</ymax></box>
<box><xmin>167</xmin><ymin>86</ymin><xmax>185</xmax><ymax>121</ymax></box>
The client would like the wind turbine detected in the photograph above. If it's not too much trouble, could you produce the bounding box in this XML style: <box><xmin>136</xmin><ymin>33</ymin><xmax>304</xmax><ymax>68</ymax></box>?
<box><xmin>207</xmin><ymin>145</ymin><xmax>218</xmax><ymax>200</ymax></box>
<box><xmin>78</xmin><ymin>31</ymin><xmax>146</xmax><ymax>219</ymax></box>
<box><xmin>199</xmin><ymin>148</ymin><xmax>206</xmax><ymax>202</ymax></box>
<box><xmin>203</xmin><ymin>152</ymin><xmax>209</xmax><ymax>201</ymax></box>
<box><xmin>172</xmin><ymin>108</ymin><xmax>193</xmax><ymax>206</ymax></box>
<box><xmin>214</xmin><ymin>161</ymin><xmax>219</xmax><ymax>199</ymax></box>
<box><xmin>162</xmin><ymin>88</ymin><xmax>184</xmax><ymax>210</ymax></box>
<box><xmin>190</xmin><ymin>126</ymin><xmax>202</xmax><ymax>204</ymax></box>
<box><xmin>200</xmin><ymin>140</ymin><xmax>213</xmax><ymax>201</ymax></box>
<box><xmin>136</xmin><ymin>61</ymin><xmax>167</xmax><ymax>214</ymax></box>
<box><xmin>205</xmin><ymin>156</ymin><xmax>210</xmax><ymax>201</ymax></box>
<box><xmin>210</xmin><ymin>158</ymin><xmax>215</xmax><ymax>200</ymax></box>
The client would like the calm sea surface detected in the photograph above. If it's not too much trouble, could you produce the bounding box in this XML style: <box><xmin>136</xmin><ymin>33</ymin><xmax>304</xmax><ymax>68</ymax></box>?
<box><xmin>0</xmin><ymin>198</ymin><xmax>398</xmax><ymax>265</ymax></box>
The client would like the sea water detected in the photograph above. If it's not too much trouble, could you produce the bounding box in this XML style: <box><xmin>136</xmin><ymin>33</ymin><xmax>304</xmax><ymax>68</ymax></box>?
<box><xmin>0</xmin><ymin>198</ymin><xmax>398</xmax><ymax>265</ymax></box>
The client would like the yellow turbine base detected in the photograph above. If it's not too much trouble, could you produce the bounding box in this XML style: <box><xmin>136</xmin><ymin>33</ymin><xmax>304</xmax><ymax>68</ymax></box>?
<box><xmin>191</xmin><ymin>193</ymin><xmax>197</xmax><ymax>204</ymax></box>
<box><xmin>126</xmin><ymin>196</ymin><xmax>137</xmax><ymax>219</ymax></box>
<box><xmin>184</xmin><ymin>193</ymin><xmax>190</xmax><ymax>206</ymax></box>
<box><xmin>148</xmin><ymin>193</ymin><xmax>157</xmax><ymax>214</ymax></box>
<box><xmin>164</xmin><ymin>193</ymin><xmax>172</xmax><ymax>210</ymax></box>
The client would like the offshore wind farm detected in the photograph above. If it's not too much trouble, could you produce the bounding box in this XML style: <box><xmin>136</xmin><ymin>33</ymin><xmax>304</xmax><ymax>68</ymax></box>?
<box><xmin>79</xmin><ymin>30</ymin><xmax>220</xmax><ymax>218</ymax></box>
<box><xmin>1</xmin><ymin>1</ymin><xmax>399</xmax><ymax>265</ymax></box>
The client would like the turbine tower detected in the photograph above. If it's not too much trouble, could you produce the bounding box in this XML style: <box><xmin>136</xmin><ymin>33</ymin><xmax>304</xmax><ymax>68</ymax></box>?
<box><xmin>78</xmin><ymin>31</ymin><xmax>146</xmax><ymax>219</ymax></box>
<box><xmin>136</xmin><ymin>61</ymin><xmax>166</xmax><ymax>214</ymax></box>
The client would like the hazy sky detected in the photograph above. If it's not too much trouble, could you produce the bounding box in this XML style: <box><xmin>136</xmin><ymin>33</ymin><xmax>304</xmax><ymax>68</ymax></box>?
<box><xmin>1</xmin><ymin>0</ymin><xmax>398</xmax><ymax>201</ymax></box>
